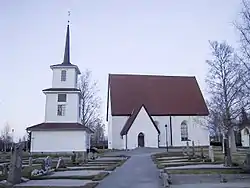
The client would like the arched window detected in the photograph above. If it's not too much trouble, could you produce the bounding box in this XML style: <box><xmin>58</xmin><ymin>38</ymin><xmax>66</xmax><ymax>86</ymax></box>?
<box><xmin>244</xmin><ymin>128</ymin><xmax>250</xmax><ymax>135</ymax></box>
<box><xmin>181</xmin><ymin>120</ymin><xmax>189</xmax><ymax>141</ymax></box>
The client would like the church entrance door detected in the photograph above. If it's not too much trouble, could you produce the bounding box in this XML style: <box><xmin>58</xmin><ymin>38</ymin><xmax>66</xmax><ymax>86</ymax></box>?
<box><xmin>138</xmin><ymin>132</ymin><xmax>145</xmax><ymax>147</ymax></box>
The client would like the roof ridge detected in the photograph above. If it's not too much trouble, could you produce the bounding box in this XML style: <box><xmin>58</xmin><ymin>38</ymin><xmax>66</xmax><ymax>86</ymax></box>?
<box><xmin>109</xmin><ymin>73</ymin><xmax>196</xmax><ymax>78</ymax></box>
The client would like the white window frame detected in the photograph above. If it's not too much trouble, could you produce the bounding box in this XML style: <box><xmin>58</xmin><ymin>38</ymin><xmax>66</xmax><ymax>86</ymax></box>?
<box><xmin>57</xmin><ymin>104</ymin><xmax>66</xmax><ymax>116</ymax></box>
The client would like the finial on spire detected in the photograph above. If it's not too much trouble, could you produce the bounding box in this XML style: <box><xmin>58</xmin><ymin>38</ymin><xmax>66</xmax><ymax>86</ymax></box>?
<box><xmin>62</xmin><ymin>11</ymin><xmax>71</xmax><ymax>65</ymax></box>
<box><xmin>68</xmin><ymin>11</ymin><xmax>71</xmax><ymax>24</ymax></box>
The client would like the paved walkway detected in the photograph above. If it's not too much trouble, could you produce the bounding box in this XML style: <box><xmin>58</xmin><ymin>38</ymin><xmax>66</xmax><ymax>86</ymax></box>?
<box><xmin>96</xmin><ymin>148</ymin><xmax>162</xmax><ymax>188</ymax></box>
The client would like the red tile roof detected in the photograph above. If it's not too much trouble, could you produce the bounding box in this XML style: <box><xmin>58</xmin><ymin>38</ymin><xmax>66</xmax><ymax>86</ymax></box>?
<box><xmin>26</xmin><ymin>123</ymin><xmax>93</xmax><ymax>133</ymax></box>
<box><xmin>120</xmin><ymin>104</ymin><xmax>160</xmax><ymax>136</ymax></box>
<box><xmin>107</xmin><ymin>74</ymin><xmax>209</xmax><ymax>117</ymax></box>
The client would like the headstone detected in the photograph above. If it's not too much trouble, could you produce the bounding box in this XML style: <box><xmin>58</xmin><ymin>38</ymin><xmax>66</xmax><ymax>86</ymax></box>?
<box><xmin>182</xmin><ymin>147</ymin><xmax>186</xmax><ymax>155</ymax></box>
<box><xmin>192</xmin><ymin>141</ymin><xmax>195</xmax><ymax>156</ymax></box>
<box><xmin>56</xmin><ymin>157</ymin><xmax>66</xmax><ymax>169</ymax></box>
<box><xmin>208</xmin><ymin>146</ymin><xmax>215</xmax><ymax>162</ymax></box>
<box><xmin>2</xmin><ymin>164</ymin><xmax>8</xmax><ymax>177</ymax></box>
<box><xmin>76</xmin><ymin>152</ymin><xmax>83</xmax><ymax>163</ymax></box>
<box><xmin>44</xmin><ymin>156</ymin><xmax>52</xmax><ymax>171</ymax></box>
<box><xmin>40</xmin><ymin>159</ymin><xmax>46</xmax><ymax>171</ymax></box>
<box><xmin>28</xmin><ymin>156</ymin><xmax>33</xmax><ymax>167</ymax></box>
<box><xmin>186</xmin><ymin>141</ymin><xmax>190</xmax><ymax>156</ymax></box>
<box><xmin>88</xmin><ymin>152</ymin><xmax>94</xmax><ymax>160</ymax></box>
<box><xmin>82</xmin><ymin>151</ymin><xmax>88</xmax><ymax>162</ymax></box>
<box><xmin>71</xmin><ymin>153</ymin><xmax>76</xmax><ymax>163</ymax></box>
<box><xmin>7</xmin><ymin>143</ymin><xmax>23</xmax><ymax>184</ymax></box>
<box><xmin>200</xmin><ymin>147</ymin><xmax>204</xmax><ymax>158</ymax></box>
<box><xmin>243</xmin><ymin>153</ymin><xmax>250</xmax><ymax>172</ymax></box>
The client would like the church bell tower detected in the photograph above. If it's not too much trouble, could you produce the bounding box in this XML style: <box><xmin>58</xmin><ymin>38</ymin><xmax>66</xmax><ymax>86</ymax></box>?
<box><xmin>42</xmin><ymin>23</ymin><xmax>82</xmax><ymax>124</ymax></box>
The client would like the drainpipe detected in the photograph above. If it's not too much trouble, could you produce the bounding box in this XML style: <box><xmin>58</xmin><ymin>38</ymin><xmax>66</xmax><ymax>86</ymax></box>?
<box><xmin>125</xmin><ymin>134</ymin><xmax>128</xmax><ymax>150</ymax></box>
<box><xmin>170</xmin><ymin>116</ymin><xmax>173</xmax><ymax>146</ymax></box>
<box><xmin>165</xmin><ymin>124</ymin><xmax>168</xmax><ymax>151</ymax></box>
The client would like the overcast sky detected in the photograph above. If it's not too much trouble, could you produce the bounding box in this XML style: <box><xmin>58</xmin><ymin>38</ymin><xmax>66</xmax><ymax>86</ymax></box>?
<box><xmin>0</xmin><ymin>0</ymin><xmax>242</xmax><ymax>140</ymax></box>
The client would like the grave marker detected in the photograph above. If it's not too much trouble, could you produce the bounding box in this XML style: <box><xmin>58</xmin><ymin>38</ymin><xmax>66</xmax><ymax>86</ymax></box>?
<box><xmin>186</xmin><ymin>141</ymin><xmax>190</xmax><ymax>156</ymax></box>
<box><xmin>7</xmin><ymin>143</ymin><xmax>23</xmax><ymax>184</ymax></box>
<box><xmin>192</xmin><ymin>141</ymin><xmax>195</xmax><ymax>156</ymax></box>
<box><xmin>208</xmin><ymin>146</ymin><xmax>215</xmax><ymax>162</ymax></box>
<box><xmin>56</xmin><ymin>157</ymin><xmax>66</xmax><ymax>169</ymax></box>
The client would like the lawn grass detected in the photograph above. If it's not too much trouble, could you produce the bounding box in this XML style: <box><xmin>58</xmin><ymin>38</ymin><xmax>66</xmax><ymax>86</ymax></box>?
<box><xmin>30</xmin><ymin>175</ymin><xmax>96</xmax><ymax>180</ymax></box>
<box><xmin>55</xmin><ymin>167</ymin><xmax>106</xmax><ymax>171</ymax></box>
<box><xmin>29</xmin><ymin>171</ymin><xmax>110</xmax><ymax>181</ymax></box>
<box><xmin>0</xmin><ymin>164</ymin><xmax>42</xmax><ymax>180</ymax></box>
<box><xmin>14</xmin><ymin>182</ymin><xmax>99</xmax><ymax>188</ymax></box>
<box><xmin>166</xmin><ymin>168</ymin><xmax>245</xmax><ymax>174</ymax></box>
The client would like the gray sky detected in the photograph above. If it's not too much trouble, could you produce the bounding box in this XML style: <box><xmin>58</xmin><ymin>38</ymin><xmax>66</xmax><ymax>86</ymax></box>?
<box><xmin>0</xmin><ymin>0</ymin><xmax>241</xmax><ymax>140</ymax></box>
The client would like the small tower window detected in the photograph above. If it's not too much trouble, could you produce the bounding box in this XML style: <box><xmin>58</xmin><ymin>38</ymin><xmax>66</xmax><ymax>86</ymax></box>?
<box><xmin>61</xmin><ymin>70</ymin><xmax>67</xmax><ymax>81</ymax></box>
<box><xmin>58</xmin><ymin>94</ymin><xmax>67</xmax><ymax>102</ymax></box>
<box><xmin>57</xmin><ymin>104</ymin><xmax>66</xmax><ymax>116</ymax></box>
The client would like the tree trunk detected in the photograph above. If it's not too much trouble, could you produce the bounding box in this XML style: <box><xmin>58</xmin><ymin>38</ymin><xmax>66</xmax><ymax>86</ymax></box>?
<box><xmin>224</xmin><ymin>135</ymin><xmax>233</xmax><ymax>166</ymax></box>
<box><xmin>229</xmin><ymin>128</ymin><xmax>237</xmax><ymax>153</ymax></box>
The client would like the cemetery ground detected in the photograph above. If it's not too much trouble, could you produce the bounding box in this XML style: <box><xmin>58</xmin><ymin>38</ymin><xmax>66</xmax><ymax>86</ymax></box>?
<box><xmin>2</xmin><ymin>146</ymin><xmax>250</xmax><ymax>187</ymax></box>
<box><xmin>0</xmin><ymin>147</ymin><xmax>130</xmax><ymax>188</ymax></box>
<box><xmin>153</xmin><ymin>145</ymin><xmax>250</xmax><ymax>187</ymax></box>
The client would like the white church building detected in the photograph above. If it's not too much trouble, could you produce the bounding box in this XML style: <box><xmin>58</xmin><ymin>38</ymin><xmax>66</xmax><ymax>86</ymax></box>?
<box><xmin>26</xmin><ymin>24</ymin><xmax>93</xmax><ymax>153</ymax></box>
<box><xmin>107</xmin><ymin>74</ymin><xmax>210</xmax><ymax>150</ymax></box>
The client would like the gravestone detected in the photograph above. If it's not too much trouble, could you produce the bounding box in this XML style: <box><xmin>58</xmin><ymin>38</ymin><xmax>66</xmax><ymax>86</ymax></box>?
<box><xmin>182</xmin><ymin>146</ymin><xmax>186</xmax><ymax>155</ymax></box>
<box><xmin>208</xmin><ymin>146</ymin><xmax>215</xmax><ymax>162</ymax></box>
<box><xmin>7</xmin><ymin>143</ymin><xmax>23</xmax><ymax>184</ymax></box>
<box><xmin>28</xmin><ymin>156</ymin><xmax>32</xmax><ymax>167</ymax></box>
<box><xmin>88</xmin><ymin>151</ymin><xmax>93</xmax><ymax>160</ymax></box>
<box><xmin>71</xmin><ymin>153</ymin><xmax>76</xmax><ymax>163</ymax></box>
<box><xmin>56</xmin><ymin>157</ymin><xmax>66</xmax><ymax>169</ymax></box>
<box><xmin>76</xmin><ymin>152</ymin><xmax>82</xmax><ymax>163</ymax></box>
<box><xmin>192</xmin><ymin>141</ymin><xmax>195</xmax><ymax>156</ymax></box>
<box><xmin>243</xmin><ymin>153</ymin><xmax>250</xmax><ymax>172</ymax></box>
<box><xmin>41</xmin><ymin>160</ymin><xmax>46</xmax><ymax>171</ymax></box>
<box><xmin>44</xmin><ymin>156</ymin><xmax>52</xmax><ymax>170</ymax></box>
<box><xmin>200</xmin><ymin>147</ymin><xmax>204</xmax><ymax>158</ymax></box>
<box><xmin>186</xmin><ymin>141</ymin><xmax>190</xmax><ymax>156</ymax></box>
<box><xmin>83</xmin><ymin>151</ymin><xmax>88</xmax><ymax>162</ymax></box>
<box><xmin>1</xmin><ymin>164</ymin><xmax>8</xmax><ymax>177</ymax></box>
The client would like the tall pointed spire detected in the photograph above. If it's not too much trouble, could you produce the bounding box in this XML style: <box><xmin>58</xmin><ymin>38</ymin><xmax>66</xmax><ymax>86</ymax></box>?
<box><xmin>62</xmin><ymin>12</ymin><xmax>71</xmax><ymax>65</ymax></box>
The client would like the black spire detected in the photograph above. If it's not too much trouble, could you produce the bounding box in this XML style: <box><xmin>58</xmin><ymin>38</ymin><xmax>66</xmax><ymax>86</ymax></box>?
<box><xmin>62</xmin><ymin>24</ymin><xmax>71</xmax><ymax>65</ymax></box>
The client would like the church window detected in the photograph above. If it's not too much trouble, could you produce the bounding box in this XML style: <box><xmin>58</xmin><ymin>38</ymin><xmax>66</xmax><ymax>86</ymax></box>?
<box><xmin>181</xmin><ymin>120</ymin><xmax>189</xmax><ymax>141</ymax></box>
<box><xmin>58</xmin><ymin>94</ymin><xmax>67</xmax><ymax>102</ymax></box>
<box><xmin>61</xmin><ymin>70</ymin><xmax>67</xmax><ymax>81</ymax></box>
<box><xmin>57</xmin><ymin>104</ymin><xmax>66</xmax><ymax>116</ymax></box>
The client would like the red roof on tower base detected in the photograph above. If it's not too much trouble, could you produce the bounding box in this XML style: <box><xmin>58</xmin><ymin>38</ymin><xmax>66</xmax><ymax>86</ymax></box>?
<box><xmin>26</xmin><ymin>123</ymin><xmax>94</xmax><ymax>133</ymax></box>
<box><xmin>107</xmin><ymin>74</ymin><xmax>209</xmax><ymax>118</ymax></box>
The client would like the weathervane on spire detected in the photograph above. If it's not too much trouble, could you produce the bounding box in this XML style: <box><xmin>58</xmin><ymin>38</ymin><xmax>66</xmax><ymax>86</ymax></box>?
<box><xmin>68</xmin><ymin>11</ymin><xmax>71</xmax><ymax>24</ymax></box>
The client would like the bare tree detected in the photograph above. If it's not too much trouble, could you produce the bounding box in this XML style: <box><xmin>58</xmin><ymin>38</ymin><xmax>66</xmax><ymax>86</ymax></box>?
<box><xmin>206</xmin><ymin>41</ymin><xmax>249</xmax><ymax>166</ymax></box>
<box><xmin>78</xmin><ymin>69</ymin><xmax>102</xmax><ymax>130</ymax></box>
<box><xmin>235</xmin><ymin>0</ymin><xmax>250</xmax><ymax>72</ymax></box>
<box><xmin>1</xmin><ymin>123</ymin><xmax>12</xmax><ymax>152</ymax></box>
<box><xmin>91</xmin><ymin>118</ymin><xmax>105</xmax><ymax>146</ymax></box>
<box><xmin>22</xmin><ymin>135</ymin><xmax>26</xmax><ymax>142</ymax></box>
